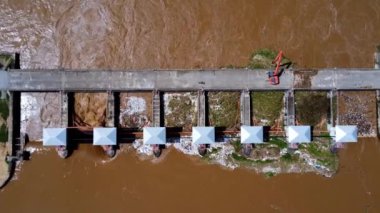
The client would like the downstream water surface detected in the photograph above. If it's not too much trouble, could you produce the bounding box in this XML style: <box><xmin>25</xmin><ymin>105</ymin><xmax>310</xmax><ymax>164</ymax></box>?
<box><xmin>1</xmin><ymin>0</ymin><xmax>380</xmax><ymax>212</ymax></box>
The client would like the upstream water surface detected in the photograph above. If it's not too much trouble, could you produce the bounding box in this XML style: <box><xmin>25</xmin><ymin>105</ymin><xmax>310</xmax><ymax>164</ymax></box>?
<box><xmin>1</xmin><ymin>0</ymin><xmax>380</xmax><ymax>212</ymax></box>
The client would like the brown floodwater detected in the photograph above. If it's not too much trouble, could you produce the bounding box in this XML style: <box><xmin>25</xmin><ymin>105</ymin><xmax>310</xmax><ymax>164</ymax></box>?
<box><xmin>1</xmin><ymin>0</ymin><xmax>380</xmax><ymax>212</ymax></box>
<box><xmin>0</xmin><ymin>139</ymin><xmax>380</xmax><ymax>212</ymax></box>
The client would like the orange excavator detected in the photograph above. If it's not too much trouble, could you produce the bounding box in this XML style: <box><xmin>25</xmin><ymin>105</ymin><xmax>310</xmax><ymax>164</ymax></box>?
<box><xmin>267</xmin><ymin>50</ymin><xmax>285</xmax><ymax>85</ymax></box>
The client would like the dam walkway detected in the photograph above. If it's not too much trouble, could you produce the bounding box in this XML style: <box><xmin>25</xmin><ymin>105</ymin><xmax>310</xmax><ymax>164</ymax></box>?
<box><xmin>1</xmin><ymin>68</ymin><xmax>380</xmax><ymax>91</ymax></box>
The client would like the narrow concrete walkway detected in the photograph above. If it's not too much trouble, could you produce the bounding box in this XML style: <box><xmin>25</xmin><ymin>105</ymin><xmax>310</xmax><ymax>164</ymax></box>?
<box><xmin>2</xmin><ymin>69</ymin><xmax>380</xmax><ymax>91</ymax></box>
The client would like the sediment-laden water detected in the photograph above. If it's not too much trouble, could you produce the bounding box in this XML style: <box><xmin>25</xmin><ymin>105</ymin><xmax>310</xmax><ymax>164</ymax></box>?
<box><xmin>1</xmin><ymin>0</ymin><xmax>380</xmax><ymax>212</ymax></box>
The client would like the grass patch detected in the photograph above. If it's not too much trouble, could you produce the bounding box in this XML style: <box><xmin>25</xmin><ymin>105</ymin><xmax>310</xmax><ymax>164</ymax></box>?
<box><xmin>0</xmin><ymin>99</ymin><xmax>9</xmax><ymax>119</ymax></box>
<box><xmin>203</xmin><ymin>147</ymin><xmax>221</xmax><ymax>160</ymax></box>
<box><xmin>265</xmin><ymin>172</ymin><xmax>275</xmax><ymax>178</ymax></box>
<box><xmin>295</xmin><ymin>91</ymin><xmax>329</xmax><ymax>128</ymax></box>
<box><xmin>247</xmin><ymin>49</ymin><xmax>292</xmax><ymax>69</ymax></box>
<box><xmin>0</xmin><ymin>124</ymin><xmax>7</xmax><ymax>142</ymax></box>
<box><xmin>252</xmin><ymin>91</ymin><xmax>284</xmax><ymax>126</ymax></box>
<box><xmin>231</xmin><ymin>140</ymin><xmax>242</xmax><ymax>152</ymax></box>
<box><xmin>231</xmin><ymin>152</ymin><xmax>251</xmax><ymax>162</ymax></box>
<box><xmin>305</xmin><ymin>142</ymin><xmax>338</xmax><ymax>169</ymax></box>
<box><xmin>0</xmin><ymin>54</ymin><xmax>14</xmax><ymax>70</ymax></box>
<box><xmin>280</xmin><ymin>152</ymin><xmax>300</xmax><ymax>163</ymax></box>
<box><xmin>268</xmin><ymin>138</ymin><xmax>287</xmax><ymax>149</ymax></box>
<box><xmin>208</xmin><ymin>92</ymin><xmax>240</xmax><ymax>129</ymax></box>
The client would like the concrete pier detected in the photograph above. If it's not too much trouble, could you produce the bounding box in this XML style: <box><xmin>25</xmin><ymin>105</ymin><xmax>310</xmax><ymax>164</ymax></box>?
<box><xmin>284</xmin><ymin>90</ymin><xmax>295</xmax><ymax>126</ymax></box>
<box><xmin>106</xmin><ymin>91</ymin><xmax>115</xmax><ymax>127</ymax></box>
<box><xmin>240</xmin><ymin>90</ymin><xmax>251</xmax><ymax>126</ymax></box>
<box><xmin>0</xmin><ymin>91</ymin><xmax>5</xmax><ymax>100</ymax></box>
<box><xmin>198</xmin><ymin>91</ymin><xmax>206</xmax><ymax>126</ymax></box>
<box><xmin>60</xmin><ymin>92</ymin><xmax>69</xmax><ymax>127</ymax></box>
<box><xmin>327</xmin><ymin>90</ymin><xmax>337</xmax><ymax>128</ymax></box>
<box><xmin>375</xmin><ymin>48</ymin><xmax>380</xmax><ymax>69</ymax></box>
<box><xmin>7</xmin><ymin>92</ymin><xmax>14</xmax><ymax>156</ymax></box>
<box><xmin>7</xmin><ymin>92</ymin><xmax>21</xmax><ymax>158</ymax></box>
<box><xmin>152</xmin><ymin>91</ymin><xmax>162</xmax><ymax>127</ymax></box>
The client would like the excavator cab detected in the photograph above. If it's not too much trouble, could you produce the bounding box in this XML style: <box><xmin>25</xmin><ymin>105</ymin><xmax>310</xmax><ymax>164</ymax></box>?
<box><xmin>267</xmin><ymin>70</ymin><xmax>279</xmax><ymax>85</ymax></box>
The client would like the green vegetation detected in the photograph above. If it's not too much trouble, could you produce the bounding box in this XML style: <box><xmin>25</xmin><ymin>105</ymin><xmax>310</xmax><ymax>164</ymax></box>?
<box><xmin>0</xmin><ymin>54</ymin><xmax>14</xmax><ymax>70</ymax></box>
<box><xmin>0</xmin><ymin>99</ymin><xmax>8</xmax><ymax>143</ymax></box>
<box><xmin>280</xmin><ymin>152</ymin><xmax>300</xmax><ymax>163</ymax></box>
<box><xmin>304</xmin><ymin>141</ymin><xmax>338</xmax><ymax>169</ymax></box>
<box><xmin>231</xmin><ymin>152</ymin><xmax>252</xmax><ymax>162</ymax></box>
<box><xmin>208</xmin><ymin>92</ymin><xmax>240</xmax><ymax>129</ymax></box>
<box><xmin>231</xmin><ymin>152</ymin><xmax>273</xmax><ymax>164</ymax></box>
<box><xmin>0</xmin><ymin>99</ymin><xmax>9</xmax><ymax>119</ymax></box>
<box><xmin>252</xmin><ymin>91</ymin><xmax>284</xmax><ymax>126</ymax></box>
<box><xmin>202</xmin><ymin>147</ymin><xmax>221</xmax><ymax>160</ymax></box>
<box><xmin>265</xmin><ymin>172</ymin><xmax>276</xmax><ymax>178</ymax></box>
<box><xmin>231</xmin><ymin>140</ymin><xmax>242</xmax><ymax>152</ymax></box>
<box><xmin>0</xmin><ymin>124</ymin><xmax>7</xmax><ymax>142</ymax></box>
<box><xmin>247</xmin><ymin>48</ymin><xmax>291</xmax><ymax>69</ymax></box>
<box><xmin>295</xmin><ymin>91</ymin><xmax>329</xmax><ymax>128</ymax></box>
<box><xmin>267</xmin><ymin>137</ymin><xmax>287</xmax><ymax>149</ymax></box>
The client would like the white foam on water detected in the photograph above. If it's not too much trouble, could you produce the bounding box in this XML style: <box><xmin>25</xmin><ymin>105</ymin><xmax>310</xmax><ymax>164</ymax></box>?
<box><xmin>124</xmin><ymin>97</ymin><xmax>146</xmax><ymax>115</ymax></box>
<box><xmin>20</xmin><ymin>94</ymin><xmax>38</xmax><ymax>134</ymax></box>
<box><xmin>132</xmin><ymin>139</ymin><xmax>153</xmax><ymax>156</ymax></box>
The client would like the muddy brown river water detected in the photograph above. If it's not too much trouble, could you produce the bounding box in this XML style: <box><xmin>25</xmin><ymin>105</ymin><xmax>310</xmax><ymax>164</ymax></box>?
<box><xmin>1</xmin><ymin>0</ymin><xmax>380</xmax><ymax>212</ymax></box>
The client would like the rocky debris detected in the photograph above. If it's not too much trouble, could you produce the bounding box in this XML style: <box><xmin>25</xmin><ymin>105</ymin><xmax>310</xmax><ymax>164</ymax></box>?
<box><xmin>132</xmin><ymin>139</ymin><xmax>153</xmax><ymax>156</ymax></box>
<box><xmin>338</xmin><ymin>92</ymin><xmax>376</xmax><ymax>136</ymax></box>
<box><xmin>119</xmin><ymin>93</ymin><xmax>152</xmax><ymax>128</ymax></box>
<box><xmin>164</xmin><ymin>92</ymin><xmax>198</xmax><ymax>131</ymax></box>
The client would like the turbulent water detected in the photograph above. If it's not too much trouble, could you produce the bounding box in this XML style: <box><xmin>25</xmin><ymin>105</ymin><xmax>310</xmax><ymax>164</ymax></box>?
<box><xmin>1</xmin><ymin>0</ymin><xmax>380</xmax><ymax>212</ymax></box>
<box><xmin>1</xmin><ymin>0</ymin><xmax>380</xmax><ymax>69</ymax></box>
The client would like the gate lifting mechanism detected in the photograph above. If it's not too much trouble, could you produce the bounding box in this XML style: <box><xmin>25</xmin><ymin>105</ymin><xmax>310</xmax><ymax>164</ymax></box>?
<box><xmin>267</xmin><ymin>50</ymin><xmax>285</xmax><ymax>85</ymax></box>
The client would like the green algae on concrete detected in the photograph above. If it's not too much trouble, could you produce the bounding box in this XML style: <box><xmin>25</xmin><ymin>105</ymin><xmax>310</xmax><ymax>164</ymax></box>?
<box><xmin>208</xmin><ymin>92</ymin><xmax>240</xmax><ymax>130</ymax></box>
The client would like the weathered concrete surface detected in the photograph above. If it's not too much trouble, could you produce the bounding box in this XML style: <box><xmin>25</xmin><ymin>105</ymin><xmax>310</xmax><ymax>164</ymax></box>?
<box><xmin>240</xmin><ymin>90</ymin><xmax>251</xmax><ymax>125</ymax></box>
<box><xmin>2</xmin><ymin>69</ymin><xmax>290</xmax><ymax>91</ymax></box>
<box><xmin>309</xmin><ymin>69</ymin><xmax>380</xmax><ymax>90</ymax></box>
<box><xmin>2</xmin><ymin>69</ymin><xmax>380</xmax><ymax>91</ymax></box>
<box><xmin>0</xmin><ymin>71</ymin><xmax>7</xmax><ymax>89</ymax></box>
